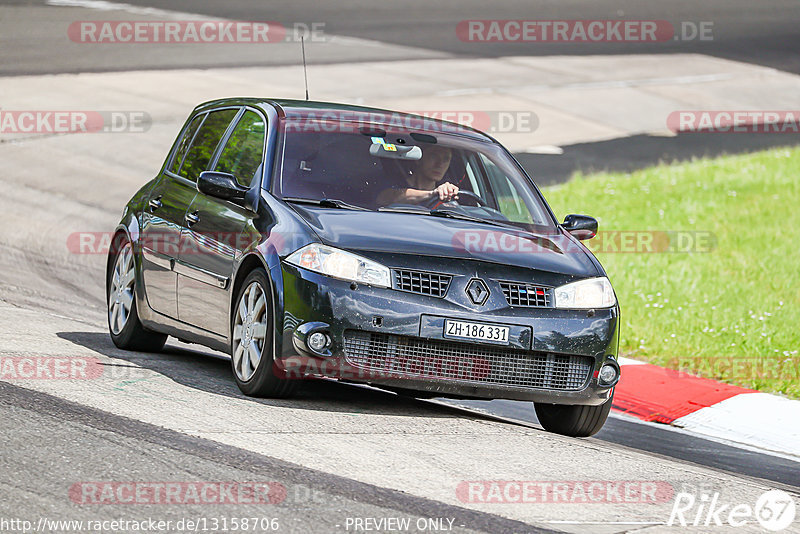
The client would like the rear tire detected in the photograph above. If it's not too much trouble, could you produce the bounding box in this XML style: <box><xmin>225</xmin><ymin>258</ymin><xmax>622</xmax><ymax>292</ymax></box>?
<box><xmin>106</xmin><ymin>234</ymin><xmax>167</xmax><ymax>352</ymax></box>
<box><xmin>534</xmin><ymin>394</ymin><xmax>613</xmax><ymax>437</ymax></box>
<box><xmin>230</xmin><ymin>269</ymin><xmax>297</xmax><ymax>398</ymax></box>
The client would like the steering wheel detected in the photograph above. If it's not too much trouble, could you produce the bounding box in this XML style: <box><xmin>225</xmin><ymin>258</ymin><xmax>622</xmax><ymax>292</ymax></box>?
<box><xmin>425</xmin><ymin>190</ymin><xmax>491</xmax><ymax>209</ymax></box>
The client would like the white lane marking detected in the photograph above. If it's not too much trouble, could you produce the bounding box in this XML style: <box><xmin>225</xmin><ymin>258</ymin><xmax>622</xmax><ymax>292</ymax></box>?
<box><xmin>439</xmin><ymin>396</ymin><xmax>800</xmax><ymax>462</ymax></box>
<box><xmin>557</xmin><ymin>72</ymin><xmax>738</xmax><ymax>89</ymax></box>
<box><xmin>542</xmin><ymin>521</ymin><xmax>664</xmax><ymax>525</ymax></box>
<box><xmin>523</xmin><ymin>145</ymin><xmax>563</xmax><ymax>155</ymax></box>
<box><xmin>609</xmin><ymin>410</ymin><xmax>800</xmax><ymax>463</ymax></box>
<box><xmin>618</xmin><ymin>356</ymin><xmax>646</xmax><ymax>365</ymax></box>
<box><xmin>435</xmin><ymin>87</ymin><xmax>495</xmax><ymax>97</ymax></box>
<box><xmin>672</xmin><ymin>392</ymin><xmax>800</xmax><ymax>459</ymax></box>
<box><xmin>434</xmin><ymin>72</ymin><xmax>740</xmax><ymax>97</ymax></box>
<box><xmin>45</xmin><ymin>0</ymin><xmax>205</xmax><ymax>18</ymax></box>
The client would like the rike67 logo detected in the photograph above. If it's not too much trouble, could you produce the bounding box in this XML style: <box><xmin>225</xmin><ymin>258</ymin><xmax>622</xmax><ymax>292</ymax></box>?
<box><xmin>668</xmin><ymin>489</ymin><xmax>796</xmax><ymax>531</ymax></box>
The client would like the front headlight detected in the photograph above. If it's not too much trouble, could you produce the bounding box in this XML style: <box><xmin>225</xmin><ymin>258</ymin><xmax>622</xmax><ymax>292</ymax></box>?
<box><xmin>285</xmin><ymin>244</ymin><xmax>391</xmax><ymax>288</ymax></box>
<box><xmin>554</xmin><ymin>277</ymin><xmax>616</xmax><ymax>309</ymax></box>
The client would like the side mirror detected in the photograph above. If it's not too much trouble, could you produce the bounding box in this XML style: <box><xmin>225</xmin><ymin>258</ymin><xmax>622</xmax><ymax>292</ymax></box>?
<box><xmin>197</xmin><ymin>171</ymin><xmax>247</xmax><ymax>202</ymax></box>
<box><xmin>562</xmin><ymin>214</ymin><xmax>598</xmax><ymax>240</ymax></box>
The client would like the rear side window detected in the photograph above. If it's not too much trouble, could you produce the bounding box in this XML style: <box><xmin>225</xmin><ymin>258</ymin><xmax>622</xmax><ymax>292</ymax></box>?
<box><xmin>178</xmin><ymin>108</ymin><xmax>238</xmax><ymax>181</ymax></box>
<box><xmin>215</xmin><ymin>110</ymin><xmax>266</xmax><ymax>187</ymax></box>
<box><xmin>168</xmin><ymin>114</ymin><xmax>204</xmax><ymax>175</ymax></box>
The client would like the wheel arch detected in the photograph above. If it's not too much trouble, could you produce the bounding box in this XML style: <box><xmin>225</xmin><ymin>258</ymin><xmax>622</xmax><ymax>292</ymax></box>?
<box><xmin>107</xmin><ymin>212</ymin><xmax>144</xmax><ymax>308</ymax></box>
<box><xmin>106</xmin><ymin>224</ymin><xmax>133</xmax><ymax>296</ymax></box>
<box><xmin>233</xmin><ymin>248</ymin><xmax>273</xmax><ymax>297</ymax></box>
<box><xmin>229</xmin><ymin>251</ymin><xmax>285</xmax><ymax>360</ymax></box>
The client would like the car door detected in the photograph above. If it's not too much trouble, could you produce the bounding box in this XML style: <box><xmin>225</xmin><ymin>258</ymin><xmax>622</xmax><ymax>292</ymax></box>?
<box><xmin>140</xmin><ymin>107</ymin><xmax>240</xmax><ymax>319</ymax></box>
<box><xmin>139</xmin><ymin>113</ymin><xmax>205</xmax><ymax>318</ymax></box>
<box><xmin>176</xmin><ymin>108</ymin><xmax>267</xmax><ymax>334</ymax></box>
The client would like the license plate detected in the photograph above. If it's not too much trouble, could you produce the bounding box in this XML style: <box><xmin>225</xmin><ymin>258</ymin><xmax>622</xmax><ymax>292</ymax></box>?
<box><xmin>444</xmin><ymin>319</ymin><xmax>510</xmax><ymax>344</ymax></box>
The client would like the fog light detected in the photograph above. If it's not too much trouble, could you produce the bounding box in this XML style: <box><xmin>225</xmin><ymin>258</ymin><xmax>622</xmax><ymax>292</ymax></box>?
<box><xmin>308</xmin><ymin>332</ymin><xmax>329</xmax><ymax>352</ymax></box>
<box><xmin>599</xmin><ymin>364</ymin><xmax>618</xmax><ymax>384</ymax></box>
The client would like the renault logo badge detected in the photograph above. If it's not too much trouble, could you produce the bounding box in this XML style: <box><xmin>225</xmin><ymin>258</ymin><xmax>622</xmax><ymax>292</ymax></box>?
<box><xmin>466</xmin><ymin>278</ymin><xmax>490</xmax><ymax>305</ymax></box>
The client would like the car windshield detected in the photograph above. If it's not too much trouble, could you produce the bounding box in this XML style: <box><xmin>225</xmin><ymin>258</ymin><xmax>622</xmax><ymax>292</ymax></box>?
<box><xmin>274</xmin><ymin>118</ymin><xmax>555</xmax><ymax>230</ymax></box>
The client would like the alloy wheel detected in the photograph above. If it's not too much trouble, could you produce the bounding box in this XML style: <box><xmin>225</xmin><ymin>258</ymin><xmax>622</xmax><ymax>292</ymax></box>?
<box><xmin>232</xmin><ymin>281</ymin><xmax>268</xmax><ymax>381</ymax></box>
<box><xmin>108</xmin><ymin>242</ymin><xmax>135</xmax><ymax>335</ymax></box>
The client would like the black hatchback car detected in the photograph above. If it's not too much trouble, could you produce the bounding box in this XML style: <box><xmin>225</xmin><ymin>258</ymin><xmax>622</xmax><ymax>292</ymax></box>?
<box><xmin>107</xmin><ymin>98</ymin><xmax>620</xmax><ymax>437</ymax></box>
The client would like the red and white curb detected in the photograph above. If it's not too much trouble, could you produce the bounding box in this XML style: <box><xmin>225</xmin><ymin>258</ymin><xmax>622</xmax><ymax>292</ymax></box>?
<box><xmin>613</xmin><ymin>357</ymin><xmax>800</xmax><ymax>459</ymax></box>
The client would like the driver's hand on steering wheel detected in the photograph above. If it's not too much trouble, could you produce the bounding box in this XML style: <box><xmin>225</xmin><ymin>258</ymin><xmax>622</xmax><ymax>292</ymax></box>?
<box><xmin>432</xmin><ymin>182</ymin><xmax>459</xmax><ymax>202</ymax></box>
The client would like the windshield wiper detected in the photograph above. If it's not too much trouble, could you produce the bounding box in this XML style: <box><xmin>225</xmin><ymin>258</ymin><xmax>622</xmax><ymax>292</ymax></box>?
<box><xmin>380</xmin><ymin>205</ymin><xmax>517</xmax><ymax>230</ymax></box>
<box><xmin>428</xmin><ymin>208</ymin><xmax>515</xmax><ymax>229</ymax></box>
<box><xmin>377</xmin><ymin>206</ymin><xmax>430</xmax><ymax>214</ymax></box>
<box><xmin>282</xmin><ymin>197</ymin><xmax>370</xmax><ymax>211</ymax></box>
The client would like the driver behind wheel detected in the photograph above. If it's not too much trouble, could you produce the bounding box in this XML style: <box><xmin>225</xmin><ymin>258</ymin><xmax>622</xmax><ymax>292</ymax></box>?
<box><xmin>376</xmin><ymin>145</ymin><xmax>459</xmax><ymax>206</ymax></box>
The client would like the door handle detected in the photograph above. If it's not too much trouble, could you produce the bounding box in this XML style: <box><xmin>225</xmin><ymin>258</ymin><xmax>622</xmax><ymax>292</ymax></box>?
<box><xmin>185</xmin><ymin>211</ymin><xmax>200</xmax><ymax>226</ymax></box>
<box><xmin>148</xmin><ymin>196</ymin><xmax>162</xmax><ymax>211</ymax></box>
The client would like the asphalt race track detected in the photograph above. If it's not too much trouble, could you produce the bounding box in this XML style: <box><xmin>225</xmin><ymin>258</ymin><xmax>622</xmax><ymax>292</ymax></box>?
<box><xmin>1</xmin><ymin>1</ymin><xmax>799</xmax><ymax>533</ymax></box>
<box><xmin>4</xmin><ymin>0</ymin><xmax>800</xmax><ymax>75</ymax></box>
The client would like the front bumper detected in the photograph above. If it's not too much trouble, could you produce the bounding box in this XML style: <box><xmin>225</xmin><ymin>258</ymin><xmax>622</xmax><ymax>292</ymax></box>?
<box><xmin>276</xmin><ymin>263</ymin><xmax>619</xmax><ymax>406</ymax></box>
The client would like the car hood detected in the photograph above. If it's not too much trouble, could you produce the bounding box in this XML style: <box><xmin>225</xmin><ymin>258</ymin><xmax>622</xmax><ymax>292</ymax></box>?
<box><xmin>289</xmin><ymin>206</ymin><xmax>599</xmax><ymax>276</ymax></box>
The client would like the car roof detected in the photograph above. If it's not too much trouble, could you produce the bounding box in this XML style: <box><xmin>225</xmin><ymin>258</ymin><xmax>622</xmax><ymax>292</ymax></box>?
<box><xmin>192</xmin><ymin>97</ymin><xmax>496</xmax><ymax>143</ymax></box>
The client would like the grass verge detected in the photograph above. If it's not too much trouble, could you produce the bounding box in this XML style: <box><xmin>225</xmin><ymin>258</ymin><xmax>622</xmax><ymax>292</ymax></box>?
<box><xmin>541</xmin><ymin>147</ymin><xmax>800</xmax><ymax>398</ymax></box>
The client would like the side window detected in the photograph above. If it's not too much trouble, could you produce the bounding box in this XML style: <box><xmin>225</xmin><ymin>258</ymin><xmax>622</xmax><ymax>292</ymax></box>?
<box><xmin>178</xmin><ymin>108</ymin><xmax>239</xmax><ymax>182</ymax></box>
<box><xmin>215</xmin><ymin>110</ymin><xmax>267</xmax><ymax>187</ymax></box>
<box><xmin>169</xmin><ymin>114</ymin><xmax>204</xmax><ymax>175</ymax></box>
<box><xmin>462</xmin><ymin>153</ymin><xmax>486</xmax><ymax>198</ymax></box>
<box><xmin>479</xmin><ymin>153</ymin><xmax>534</xmax><ymax>224</ymax></box>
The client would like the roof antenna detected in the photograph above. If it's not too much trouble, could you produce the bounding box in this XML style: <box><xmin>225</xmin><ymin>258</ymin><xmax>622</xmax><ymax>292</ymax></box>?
<box><xmin>301</xmin><ymin>36</ymin><xmax>309</xmax><ymax>101</ymax></box>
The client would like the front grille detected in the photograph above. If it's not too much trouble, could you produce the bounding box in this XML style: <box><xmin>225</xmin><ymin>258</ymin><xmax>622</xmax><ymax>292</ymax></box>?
<box><xmin>393</xmin><ymin>269</ymin><xmax>452</xmax><ymax>298</ymax></box>
<box><xmin>343</xmin><ymin>331</ymin><xmax>592</xmax><ymax>391</ymax></box>
<box><xmin>499</xmin><ymin>281</ymin><xmax>552</xmax><ymax>307</ymax></box>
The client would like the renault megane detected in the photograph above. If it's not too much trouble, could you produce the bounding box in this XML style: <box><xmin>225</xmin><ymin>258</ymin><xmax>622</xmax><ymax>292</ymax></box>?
<box><xmin>106</xmin><ymin>98</ymin><xmax>620</xmax><ymax>437</ymax></box>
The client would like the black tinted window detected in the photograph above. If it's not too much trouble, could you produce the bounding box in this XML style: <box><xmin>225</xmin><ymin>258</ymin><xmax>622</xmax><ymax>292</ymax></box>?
<box><xmin>178</xmin><ymin>108</ymin><xmax>238</xmax><ymax>181</ymax></box>
<box><xmin>215</xmin><ymin>110</ymin><xmax>266</xmax><ymax>187</ymax></box>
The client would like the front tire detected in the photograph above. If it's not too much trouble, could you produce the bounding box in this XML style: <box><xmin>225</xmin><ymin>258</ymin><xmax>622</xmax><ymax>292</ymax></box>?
<box><xmin>107</xmin><ymin>235</ymin><xmax>167</xmax><ymax>352</ymax></box>
<box><xmin>534</xmin><ymin>394</ymin><xmax>613</xmax><ymax>437</ymax></box>
<box><xmin>230</xmin><ymin>269</ymin><xmax>297</xmax><ymax>398</ymax></box>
